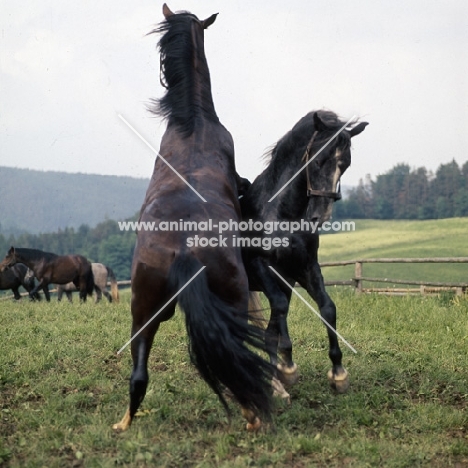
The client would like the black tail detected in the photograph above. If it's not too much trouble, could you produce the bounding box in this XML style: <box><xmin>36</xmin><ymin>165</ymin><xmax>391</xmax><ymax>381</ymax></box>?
<box><xmin>86</xmin><ymin>267</ymin><xmax>94</xmax><ymax>296</ymax></box>
<box><xmin>168</xmin><ymin>253</ymin><xmax>274</xmax><ymax>419</ymax></box>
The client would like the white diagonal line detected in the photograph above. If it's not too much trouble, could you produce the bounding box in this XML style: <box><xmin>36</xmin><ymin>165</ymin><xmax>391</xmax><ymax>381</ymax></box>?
<box><xmin>118</xmin><ymin>113</ymin><xmax>207</xmax><ymax>202</ymax></box>
<box><xmin>268</xmin><ymin>115</ymin><xmax>356</xmax><ymax>202</ymax></box>
<box><xmin>268</xmin><ymin>266</ymin><xmax>357</xmax><ymax>354</ymax></box>
<box><xmin>117</xmin><ymin>266</ymin><xmax>206</xmax><ymax>354</ymax></box>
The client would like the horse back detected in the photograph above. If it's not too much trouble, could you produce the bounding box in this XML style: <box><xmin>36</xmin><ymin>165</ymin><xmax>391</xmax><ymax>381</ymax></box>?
<box><xmin>133</xmin><ymin>121</ymin><xmax>246</xmax><ymax>302</ymax></box>
<box><xmin>46</xmin><ymin>254</ymin><xmax>92</xmax><ymax>284</ymax></box>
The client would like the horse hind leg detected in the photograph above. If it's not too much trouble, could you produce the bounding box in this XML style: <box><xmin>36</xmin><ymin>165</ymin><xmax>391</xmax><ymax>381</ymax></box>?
<box><xmin>113</xmin><ymin>298</ymin><xmax>175</xmax><ymax>432</ymax></box>
<box><xmin>113</xmin><ymin>336</ymin><xmax>151</xmax><ymax>432</ymax></box>
<box><xmin>113</xmin><ymin>329</ymin><xmax>160</xmax><ymax>432</ymax></box>
<box><xmin>241</xmin><ymin>408</ymin><xmax>262</xmax><ymax>432</ymax></box>
<box><xmin>102</xmin><ymin>289</ymin><xmax>112</xmax><ymax>303</ymax></box>
<box><xmin>77</xmin><ymin>276</ymin><xmax>89</xmax><ymax>302</ymax></box>
<box><xmin>94</xmin><ymin>285</ymin><xmax>103</xmax><ymax>303</ymax></box>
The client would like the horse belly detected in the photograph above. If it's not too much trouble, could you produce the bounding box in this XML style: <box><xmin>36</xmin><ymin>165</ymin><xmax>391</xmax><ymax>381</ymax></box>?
<box><xmin>50</xmin><ymin>263</ymin><xmax>80</xmax><ymax>284</ymax></box>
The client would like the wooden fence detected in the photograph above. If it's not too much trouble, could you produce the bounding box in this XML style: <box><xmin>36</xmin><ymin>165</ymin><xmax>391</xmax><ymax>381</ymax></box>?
<box><xmin>320</xmin><ymin>257</ymin><xmax>468</xmax><ymax>296</ymax></box>
<box><xmin>2</xmin><ymin>258</ymin><xmax>468</xmax><ymax>300</ymax></box>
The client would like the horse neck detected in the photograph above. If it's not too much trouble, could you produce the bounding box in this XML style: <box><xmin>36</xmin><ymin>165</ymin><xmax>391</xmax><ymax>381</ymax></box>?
<box><xmin>190</xmin><ymin>24</ymin><xmax>217</xmax><ymax>119</ymax></box>
<box><xmin>246</xmin><ymin>166</ymin><xmax>308</xmax><ymax>221</ymax></box>
<box><xmin>12</xmin><ymin>251</ymin><xmax>35</xmax><ymax>271</ymax></box>
<box><xmin>15</xmin><ymin>248</ymin><xmax>52</xmax><ymax>270</ymax></box>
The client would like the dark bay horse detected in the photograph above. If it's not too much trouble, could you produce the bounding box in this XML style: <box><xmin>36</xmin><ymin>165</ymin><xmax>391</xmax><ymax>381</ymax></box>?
<box><xmin>0</xmin><ymin>247</ymin><xmax>94</xmax><ymax>302</ymax></box>
<box><xmin>57</xmin><ymin>263</ymin><xmax>119</xmax><ymax>303</ymax></box>
<box><xmin>113</xmin><ymin>4</ymin><xmax>273</xmax><ymax>432</ymax></box>
<box><xmin>0</xmin><ymin>263</ymin><xmax>38</xmax><ymax>300</ymax></box>
<box><xmin>240</xmin><ymin>110</ymin><xmax>368</xmax><ymax>394</ymax></box>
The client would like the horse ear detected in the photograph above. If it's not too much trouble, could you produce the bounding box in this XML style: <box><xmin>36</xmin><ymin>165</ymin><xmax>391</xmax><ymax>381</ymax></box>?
<box><xmin>349</xmin><ymin>122</ymin><xmax>369</xmax><ymax>138</ymax></box>
<box><xmin>8</xmin><ymin>246</ymin><xmax>15</xmax><ymax>255</ymax></box>
<box><xmin>313</xmin><ymin>112</ymin><xmax>327</xmax><ymax>132</ymax></box>
<box><xmin>202</xmin><ymin>13</ymin><xmax>218</xmax><ymax>29</ymax></box>
<box><xmin>162</xmin><ymin>3</ymin><xmax>174</xmax><ymax>19</ymax></box>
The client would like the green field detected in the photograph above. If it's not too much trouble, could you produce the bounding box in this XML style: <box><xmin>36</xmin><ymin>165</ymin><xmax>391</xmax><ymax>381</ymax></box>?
<box><xmin>1</xmin><ymin>219</ymin><xmax>468</xmax><ymax>466</ymax></box>
<box><xmin>1</xmin><ymin>289</ymin><xmax>467</xmax><ymax>467</ymax></box>
<box><xmin>318</xmin><ymin>218</ymin><xmax>468</xmax><ymax>287</ymax></box>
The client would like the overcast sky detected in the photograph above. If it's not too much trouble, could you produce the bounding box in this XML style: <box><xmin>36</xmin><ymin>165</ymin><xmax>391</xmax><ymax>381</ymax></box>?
<box><xmin>1</xmin><ymin>0</ymin><xmax>467</xmax><ymax>187</ymax></box>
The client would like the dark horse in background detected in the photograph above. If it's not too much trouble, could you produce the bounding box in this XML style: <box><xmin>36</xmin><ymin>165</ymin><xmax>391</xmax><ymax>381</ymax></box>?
<box><xmin>57</xmin><ymin>263</ymin><xmax>120</xmax><ymax>303</ymax></box>
<box><xmin>113</xmin><ymin>4</ymin><xmax>273</xmax><ymax>432</ymax></box>
<box><xmin>240</xmin><ymin>110</ymin><xmax>368</xmax><ymax>395</ymax></box>
<box><xmin>0</xmin><ymin>263</ymin><xmax>39</xmax><ymax>300</ymax></box>
<box><xmin>0</xmin><ymin>247</ymin><xmax>94</xmax><ymax>302</ymax></box>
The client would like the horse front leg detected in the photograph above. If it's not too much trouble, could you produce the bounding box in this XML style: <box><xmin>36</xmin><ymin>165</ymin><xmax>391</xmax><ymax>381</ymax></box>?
<box><xmin>12</xmin><ymin>286</ymin><xmax>21</xmax><ymax>300</ymax></box>
<box><xmin>30</xmin><ymin>279</ymin><xmax>50</xmax><ymax>302</ymax></box>
<box><xmin>249</xmin><ymin>258</ymin><xmax>298</xmax><ymax>388</ymax></box>
<box><xmin>305</xmin><ymin>262</ymin><xmax>349</xmax><ymax>393</ymax></box>
<box><xmin>274</xmin><ymin>284</ymin><xmax>298</xmax><ymax>386</ymax></box>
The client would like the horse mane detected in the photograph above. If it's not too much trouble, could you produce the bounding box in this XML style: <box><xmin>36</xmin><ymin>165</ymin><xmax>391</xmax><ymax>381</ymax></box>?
<box><xmin>148</xmin><ymin>12</ymin><xmax>219</xmax><ymax>137</ymax></box>
<box><xmin>16</xmin><ymin>247</ymin><xmax>58</xmax><ymax>262</ymax></box>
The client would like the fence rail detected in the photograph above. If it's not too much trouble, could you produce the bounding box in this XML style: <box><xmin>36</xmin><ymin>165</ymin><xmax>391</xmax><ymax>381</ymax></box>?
<box><xmin>2</xmin><ymin>258</ymin><xmax>467</xmax><ymax>300</ymax></box>
<box><xmin>321</xmin><ymin>257</ymin><xmax>468</xmax><ymax>296</ymax></box>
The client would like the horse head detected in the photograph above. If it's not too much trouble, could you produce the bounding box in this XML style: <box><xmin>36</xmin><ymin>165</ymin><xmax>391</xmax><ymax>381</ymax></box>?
<box><xmin>303</xmin><ymin>112</ymin><xmax>368</xmax><ymax>225</ymax></box>
<box><xmin>151</xmin><ymin>4</ymin><xmax>219</xmax><ymax>138</ymax></box>
<box><xmin>0</xmin><ymin>246</ymin><xmax>18</xmax><ymax>271</ymax></box>
<box><xmin>162</xmin><ymin>3</ymin><xmax>217</xmax><ymax>29</ymax></box>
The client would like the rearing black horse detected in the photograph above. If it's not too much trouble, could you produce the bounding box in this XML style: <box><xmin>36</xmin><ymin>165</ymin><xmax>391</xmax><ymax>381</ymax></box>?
<box><xmin>113</xmin><ymin>4</ymin><xmax>273</xmax><ymax>433</ymax></box>
<box><xmin>240</xmin><ymin>110</ymin><xmax>368</xmax><ymax>393</ymax></box>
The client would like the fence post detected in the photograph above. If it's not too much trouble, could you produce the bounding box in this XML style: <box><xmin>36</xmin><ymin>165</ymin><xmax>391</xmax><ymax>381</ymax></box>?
<box><xmin>354</xmin><ymin>261</ymin><xmax>363</xmax><ymax>293</ymax></box>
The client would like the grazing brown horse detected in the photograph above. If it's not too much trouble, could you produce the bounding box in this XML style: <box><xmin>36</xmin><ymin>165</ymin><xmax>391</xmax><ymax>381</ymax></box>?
<box><xmin>113</xmin><ymin>4</ymin><xmax>273</xmax><ymax>432</ymax></box>
<box><xmin>57</xmin><ymin>263</ymin><xmax>119</xmax><ymax>303</ymax></box>
<box><xmin>0</xmin><ymin>247</ymin><xmax>94</xmax><ymax>302</ymax></box>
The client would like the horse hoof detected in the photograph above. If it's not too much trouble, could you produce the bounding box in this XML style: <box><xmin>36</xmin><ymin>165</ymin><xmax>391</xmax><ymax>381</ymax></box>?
<box><xmin>277</xmin><ymin>363</ymin><xmax>299</xmax><ymax>386</ymax></box>
<box><xmin>271</xmin><ymin>377</ymin><xmax>291</xmax><ymax>404</ymax></box>
<box><xmin>112</xmin><ymin>409</ymin><xmax>132</xmax><ymax>432</ymax></box>
<box><xmin>246</xmin><ymin>417</ymin><xmax>261</xmax><ymax>432</ymax></box>
<box><xmin>327</xmin><ymin>368</ymin><xmax>349</xmax><ymax>394</ymax></box>
<box><xmin>112</xmin><ymin>423</ymin><xmax>127</xmax><ymax>432</ymax></box>
<box><xmin>241</xmin><ymin>408</ymin><xmax>261</xmax><ymax>431</ymax></box>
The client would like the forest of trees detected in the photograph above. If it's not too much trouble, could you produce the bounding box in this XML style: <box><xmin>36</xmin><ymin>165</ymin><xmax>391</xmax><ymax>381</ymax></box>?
<box><xmin>334</xmin><ymin>160</ymin><xmax>468</xmax><ymax>220</ymax></box>
<box><xmin>0</xmin><ymin>166</ymin><xmax>148</xmax><ymax>235</ymax></box>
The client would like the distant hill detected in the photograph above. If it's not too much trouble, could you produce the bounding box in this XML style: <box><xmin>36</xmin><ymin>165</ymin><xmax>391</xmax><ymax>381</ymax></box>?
<box><xmin>0</xmin><ymin>167</ymin><xmax>149</xmax><ymax>234</ymax></box>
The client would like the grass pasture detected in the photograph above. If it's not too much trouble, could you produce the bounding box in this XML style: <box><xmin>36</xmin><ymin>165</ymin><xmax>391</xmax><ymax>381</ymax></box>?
<box><xmin>319</xmin><ymin>218</ymin><xmax>468</xmax><ymax>287</ymax></box>
<box><xmin>1</xmin><ymin>289</ymin><xmax>468</xmax><ymax>467</ymax></box>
